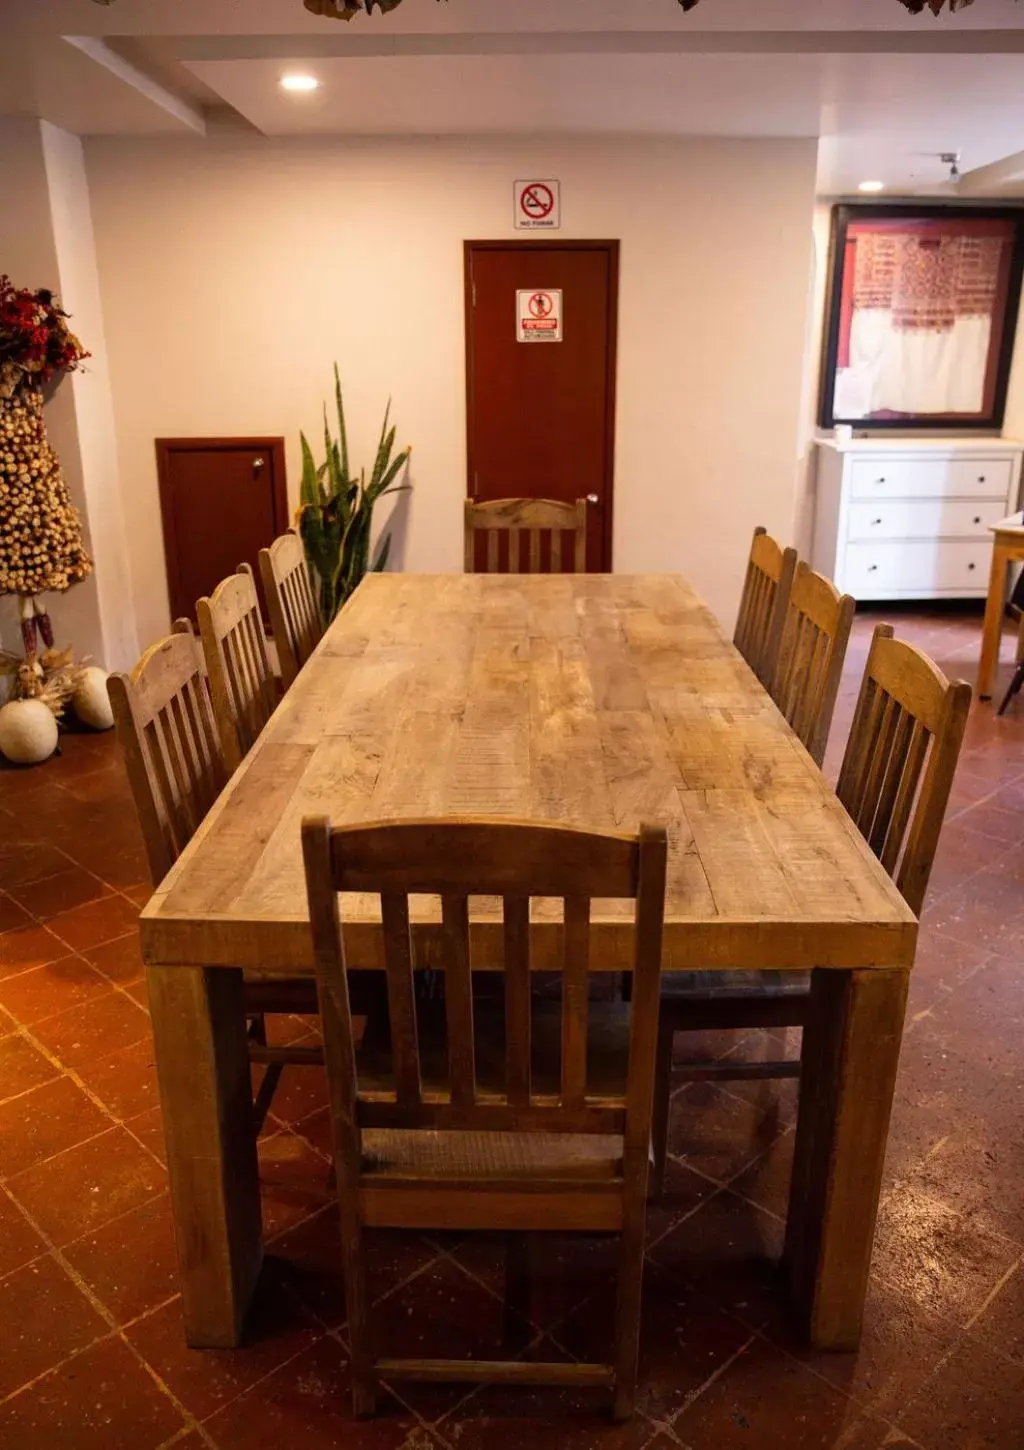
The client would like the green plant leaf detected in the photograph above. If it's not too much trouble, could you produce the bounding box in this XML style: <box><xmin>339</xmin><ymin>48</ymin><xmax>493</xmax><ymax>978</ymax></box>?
<box><xmin>334</xmin><ymin>362</ymin><xmax>349</xmax><ymax>485</ymax></box>
<box><xmin>369</xmin><ymin>447</ymin><xmax>410</xmax><ymax>499</ymax></box>
<box><xmin>299</xmin><ymin>370</ymin><xmax>412</xmax><ymax>614</ymax></box>
<box><xmin>369</xmin><ymin>402</ymin><xmax>393</xmax><ymax>491</ymax></box>
<box><xmin>299</xmin><ymin>433</ymin><xmax>321</xmax><ymax>508</ymax></box>
<box><xmin>372</xmin><ymin>532</ymin><xmax>392</xmax><ymax>572</ymax></box>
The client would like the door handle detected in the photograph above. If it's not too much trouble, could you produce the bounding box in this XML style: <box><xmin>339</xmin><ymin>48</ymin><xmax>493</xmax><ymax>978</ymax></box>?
<box><xmin>253</xmin><ymin>457</ymin><xmax>266</xmax><ymax>471</ymax></box>
<box><xmin>585</xmin><ymin>493</ymin><xmax>600</xmax><ymax>505</ymax></box>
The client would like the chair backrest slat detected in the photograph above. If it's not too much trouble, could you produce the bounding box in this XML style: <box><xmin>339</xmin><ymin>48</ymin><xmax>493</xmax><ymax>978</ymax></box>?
<box><xmin>441</xmin><ymin>893</ymin><xmax>476</xmax><ymax>1108</ymax></box>
<box><xmin>198</xmin><ymin>562</ymin><xmax>277</xmax><ymax>772</ymax></box>
<box><xmin>771</xmin><ymin>562</ymin><xmax>855</xmax><ymax>766</ymax></box>
<box><xmin>258</xmin><ymin>530</ymin><xmax>323</xmax><ymax>690</ymax></box>
<box><xmin>561</xmin><ymin>895</ymin><xmax>590</xmax><ymax>1110</ymax></box>
<box><xmin>734</xmin><ymin>525</ymin><xmax>798</xmax><ymax>687</ymax></box>
<box><xmin>465</xmin><ymin>497</ymin><xmax>588</xmax><ymax>575</ymax></box>
<box><xmin>502</xmin><ymin>895</ymin><xmax>532</xmax><ymax>1107</ymax></box>
<box><xmin>879</xmin><ymin>720</ymin><xmax>930</xmax><ymax>878</ymax></box>
<box><xmin>868</xmin><ymin>708</ymin><xmax>915</xmax><ymax>857</ymax></box>
<box><xmin>302</xmin><ymin>818</ymin><xmax>668</xmax><ymax>1151</ymax></box>
<box><xmin>108</xmin><ymin>627</ymin><xmax>228</xmax><ymax>885</ymax></box>
<box><xmin>380</xmin><ymin>892</ymin><xmax>421</xmax><ymax>1106</ymax></box>
<box><xmin>836</xmin><ymin>623</ymin><xmax>971</xmax><ymax>916</ymax></box>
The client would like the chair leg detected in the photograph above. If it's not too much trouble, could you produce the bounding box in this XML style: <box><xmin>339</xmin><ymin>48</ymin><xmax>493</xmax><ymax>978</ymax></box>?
<box><xmin>997</xmin><ymin>660</ymin><xmax>1024</xmax><ymax>716</ymax></box>
<box><xmin>611</xmin><ymin>1207</ymin><xmax>646</xmax><ymax>1421</ymax></box>
<box><xmin>503</xmin><ymin>1233</ymin><xmax>532</xmax><ymax>1353</ymax></box>
<box><xmin>251</xmin><ymin>1062</ymin><xmax>283</xmax><ymax>1136</ymax></box>
<box><xmin>340</xmin><ymin>1211</ymin><xmax>376</xmax><ymax>1417</ymax></box>
<box><xmin>650</xmin><ymin>1019</ymin><xmax>674</xmax><ymax>1199</ymax></box>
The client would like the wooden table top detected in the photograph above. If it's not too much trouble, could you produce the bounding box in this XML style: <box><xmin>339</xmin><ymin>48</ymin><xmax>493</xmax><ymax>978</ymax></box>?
<box><xmin>991</xmin><ymin>513</ymin><xmax>1024</xmax><ymax>543</ymax></box>
<box><xmin>140</xmin><ymin>574</ymin><xmax>916</xmax><ymax>975</ymax></box>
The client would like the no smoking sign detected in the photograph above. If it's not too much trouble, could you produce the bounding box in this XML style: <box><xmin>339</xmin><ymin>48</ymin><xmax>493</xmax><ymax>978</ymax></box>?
<box><xmin>514</xmin><ymin>179</ymin><xmax>561</xmax><ymax>230</ymax></box>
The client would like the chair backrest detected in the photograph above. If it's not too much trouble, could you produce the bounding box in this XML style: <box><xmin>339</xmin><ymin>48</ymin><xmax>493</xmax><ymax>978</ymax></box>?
<box><xmin>197</xmin><ymin>562</ymin><xmax>277</xmax><ymax>773</ymax></box>
<box><xmin>258</xmin><ymin>530</ymin><xmax>323</xmax><ymax>690</ymax></box>
<box><xmin>734</xmin><ymin>526</ymin><xmax>798</xmax><ymax>686</ymax></box>
<box><xmin>836</xmin><ymin>624</ymin><xmax>971</xmax><ymax>916</ymax></box>
<box><xmin>107</xmin><ymin>627</ymin><xmax>227</xmax><ymax>885</ymax></box>
<box><xmin>464</xmin><ymin>497</ymin><xmax>588</xmax><ymax>574</ymax></box>
<box><xmin>771</xmin><ymin>562</ymin><xmax>855</xmax><ymax>767</ymax></box>
<box><xmin>302</xmin><ymin>817</ymin><xmax>667</xmax><ymax>1165</ymax></box>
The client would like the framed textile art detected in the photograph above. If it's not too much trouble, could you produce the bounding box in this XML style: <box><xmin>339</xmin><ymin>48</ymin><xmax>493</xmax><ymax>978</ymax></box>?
<box><xmin>820</xmin><ymin>205</ymin><xmax>1024</xmax><ymax>431</ymax></box>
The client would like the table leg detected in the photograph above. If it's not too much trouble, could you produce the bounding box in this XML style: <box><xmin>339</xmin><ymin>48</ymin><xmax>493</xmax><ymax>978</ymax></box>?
<box><xmin>783</xmin><ymin>966</ymin><xmax>908</xmax><ymax>1351</ymax></box>
<box><xmin>148</xmin><ymin>965</ymin><xmax>262</xmax><ymax>1347</ymax></box>
<box><xmin>978</xmin><ymin>545</ymin><xmax>1010</xmax><ymax>700</ymax></box>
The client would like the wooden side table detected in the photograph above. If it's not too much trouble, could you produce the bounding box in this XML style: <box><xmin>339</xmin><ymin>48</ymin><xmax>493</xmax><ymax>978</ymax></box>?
<box><xmin>978</xmin><ymin>515</ymin><xmax>1024</xmax><ymax>699</ymax></box>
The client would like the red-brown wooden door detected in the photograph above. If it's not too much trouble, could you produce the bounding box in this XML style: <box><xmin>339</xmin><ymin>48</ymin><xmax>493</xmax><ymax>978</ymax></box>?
<box><xmin>465</xmin><ymin>241</ymin><xmax>618</xmax><ymax>570</ymax></box>
<box><xmin>155</xmin><ymin>438</ymin><xmax>288</xmax><ymax>627</ymax></box>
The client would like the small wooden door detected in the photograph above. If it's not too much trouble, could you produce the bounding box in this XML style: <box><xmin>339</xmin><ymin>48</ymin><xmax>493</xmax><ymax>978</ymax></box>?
<box><xmin>465</xmin><ymin>241</ymin><xmax>618</xmax><ymax>571</ymax></box>
<box><xmin>155</xmin><ymin>438</ymin><xmax>288</xmax><ymax>626</ymax></box>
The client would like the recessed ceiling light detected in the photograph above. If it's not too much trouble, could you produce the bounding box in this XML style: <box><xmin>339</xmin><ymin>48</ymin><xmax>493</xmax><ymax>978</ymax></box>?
<box><xmin>280</xmin><ymin>73</ymin><xmax>320</xmax><ymax>92</ymax></box>
<box><xmin>858</xmin><ymin>180</ymin><xmax>885</xmax><ymax>194</ymax></box>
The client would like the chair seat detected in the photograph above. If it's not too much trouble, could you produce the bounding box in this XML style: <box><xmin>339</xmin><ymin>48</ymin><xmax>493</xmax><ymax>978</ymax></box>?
<box><xmin>361</xmin><ymin>1129</ymin><xmax>624</xmax><ymax>1183</ymax></box>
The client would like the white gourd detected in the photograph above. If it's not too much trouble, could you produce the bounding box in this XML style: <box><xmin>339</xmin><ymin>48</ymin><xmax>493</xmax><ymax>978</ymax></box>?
<box><xmin>73</xmin><ymin>665</ymin><xmax>114</xmax><ymax>731</ymax></box>
<box><xmin>0</xmin><ymin>698</ymin><xmax>59</xmax><ymax>764</ymax></box>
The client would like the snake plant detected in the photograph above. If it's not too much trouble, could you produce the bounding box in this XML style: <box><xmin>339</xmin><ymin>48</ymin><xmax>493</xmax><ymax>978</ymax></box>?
<box><xmin>297</xmin><ymin>365</ymin><xmax>410</xmax><ymax>621</ymax></box>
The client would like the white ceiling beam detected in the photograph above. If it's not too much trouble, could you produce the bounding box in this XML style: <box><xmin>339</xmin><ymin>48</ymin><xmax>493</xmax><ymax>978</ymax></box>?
<box><xmin>169</xmin><ymin>30</ymin><xmax>1024</xmax><ymax>61</ymax></box>
<box><xmin>958</xmin><ymin>148</ymin><xmax>1024</xmax><ymax>192</ymax></box>
<box><xmin>63</xmin><ymin>34</ymin><xmax>207</xmax><ymax>133</ymax></box>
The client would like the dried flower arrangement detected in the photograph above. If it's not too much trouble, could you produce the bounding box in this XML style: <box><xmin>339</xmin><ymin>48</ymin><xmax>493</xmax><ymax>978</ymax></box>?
<box><xmin>0</xmin><ymin>650</ymin><xmax>88</xmax><ymax>718</ymax></box>
<box><xmin>0</xmin><ymin>276</ymin><xmax>93</xmax><ymax>661</ymax></box>
<box><xmin>0</xmin><ymin>275</ymin><xmax>89</xmax><ymax>401</ymax></box>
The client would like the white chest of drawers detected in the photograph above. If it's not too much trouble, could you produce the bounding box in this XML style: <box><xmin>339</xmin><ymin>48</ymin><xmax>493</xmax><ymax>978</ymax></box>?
<box><xmin>812</xmin><ymin>438</ymin><xmax>1024</xmax><ymax>601</ymax></box>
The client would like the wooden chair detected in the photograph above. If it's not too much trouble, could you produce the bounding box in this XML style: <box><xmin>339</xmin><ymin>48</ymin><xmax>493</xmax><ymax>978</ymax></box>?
<box><xmin>464</xmin><ymin>497</ymin><xmax>588</xmax><ymax>574</ymax></box>
<box><xmin>770</xmin><ymin>562</ymin><xmax>855</xmax><ymax>767</ymax></box>
<box><xmin>108</xmin><ymin>627</ymin><xmax>320</xmax><ymax>1131</ymax></box>
<box><xmin>301</xmin><ymin>816</ymin><xmax>667</xmax><ymax>1420</ymax></box>
<box><xmin>835</xmin><ymin>624</ymin><xmax>972</xmax><ymax>916</ymax></box>
<box><xmin>258</xmin><ymin>529</ymin><xmax>323</xmax><ymax>690</ymax></box>
<box><xmin>733</xmin><ymin>526</ymin><xmax>798</xmax><ymax>687</ymax></box>
<box><xmin>650</xmin><ymin>624</ymin><xmax>971</xmax><ymax>1195</ymax></box>
<box><xmin>197</xmin><ymin>563</ymin><xmax>277</xmax><ymax>773</ymax></box>
<box><xmin>997</xmin><ymin>606</ymin><xmax>1024</xmax><ymax>715</ymax></box>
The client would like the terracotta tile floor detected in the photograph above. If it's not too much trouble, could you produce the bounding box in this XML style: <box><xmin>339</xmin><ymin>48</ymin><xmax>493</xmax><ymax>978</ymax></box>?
<box><xmin>0</xmin><ymin>604</ymin><xmax>1022</xmax><ymax>1450</ymax></box>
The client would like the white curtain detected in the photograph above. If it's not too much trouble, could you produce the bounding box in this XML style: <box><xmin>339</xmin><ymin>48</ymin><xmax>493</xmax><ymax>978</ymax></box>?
<box><xmin>834</xmin><ymin>311</ymin><xmax>992</xmax><ymax>418</ymax></box>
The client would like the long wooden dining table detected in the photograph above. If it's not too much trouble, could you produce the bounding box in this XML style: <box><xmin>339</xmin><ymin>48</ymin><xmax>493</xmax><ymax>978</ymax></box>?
<box><xmin>140</xmin><ymin>572</ymin><xmax>917</xmax><ymax>1356</ymax></box>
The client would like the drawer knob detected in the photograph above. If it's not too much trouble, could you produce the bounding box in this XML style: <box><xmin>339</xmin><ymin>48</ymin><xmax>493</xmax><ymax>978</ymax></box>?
<box><xmin>978</xmin><ymin>476</ymin><xmax>986</xmax><ymax>483</ymax></box>
<box><xmin>974</xmin><ymin>516</ymin><xmax>981</xmax><ymax>524</ymax></box>
<box><xmin>876</xmin><ymin>477</ymin><xmax>886</xmax><ymax>484</ymax></box>
<box><xmin>968</xmin><ymin>562</ymin><xmax>976</xmax><ymax>571</ymax></box>
<box><xmin>867</xmin><ymin>564</ymin><xmax>878</xmax><ymax>572</ymax></box>
<box><xmin>872</xmin><ymin>517</ymin><xmax>882</xmax><ymax>525</ymax></box>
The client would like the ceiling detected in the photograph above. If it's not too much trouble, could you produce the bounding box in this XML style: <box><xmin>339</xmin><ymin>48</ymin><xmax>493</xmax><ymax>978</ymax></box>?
<box><xmin>5</xmin><ymin>0</ymin><xmax>1024</xmax><ymax>194</ymax></box>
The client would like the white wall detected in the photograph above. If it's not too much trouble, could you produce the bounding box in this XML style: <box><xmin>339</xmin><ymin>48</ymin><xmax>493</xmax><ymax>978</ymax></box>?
<box><xmin>998</xmin><ymin>291</ymin><xmax>1024</xmax><ymax>455</ymax></box>
<box><xmin>0</xmin><ymin>118</ymin><xmax>136</xmax><ymax>669</ymax></box>
<box><xmin>0</xmin><ymin>118</ymin><xmax>104</xmax><ymax>663</ymax></box>
<box><xmin>84</xmin><ymin>132</ymin><xmax>818</xmax><ymax>648</ymax></box>
<box><xmin>41</xmin><ymin>122</ymin><xmax>139</xmax><ymax>670</ymax></box>
<box><xmin>793</xmin><ymin>203</ymin><xmax>833</xmax><ymax>556</ymax></box>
